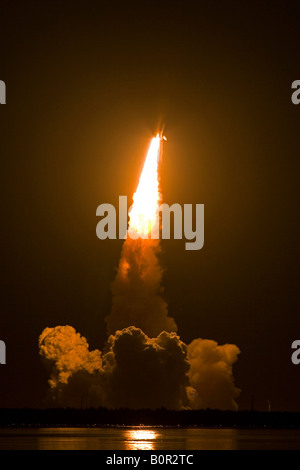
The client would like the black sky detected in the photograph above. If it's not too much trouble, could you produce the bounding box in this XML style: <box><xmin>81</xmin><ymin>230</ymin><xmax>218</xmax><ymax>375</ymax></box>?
<box><xmin>0</xmin><ymin>0</ymin><xmax>299</xmax><ymax>410</ymax></box>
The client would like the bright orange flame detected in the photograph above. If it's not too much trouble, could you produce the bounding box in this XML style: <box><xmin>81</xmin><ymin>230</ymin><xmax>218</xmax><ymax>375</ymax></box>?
<box><xmin>128</xmin><ymin>135</ymin><xmax>161</xmax><ymax>239</ymax></box>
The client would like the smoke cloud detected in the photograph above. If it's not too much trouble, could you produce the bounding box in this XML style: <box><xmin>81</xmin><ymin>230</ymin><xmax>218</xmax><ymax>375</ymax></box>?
<box><xmin>187</xmin><ymin>338</ymin><xmax>241</xmax><ymax>410</ymax></box>
<box><xmin>39</xmin><ymin>326</ymin><xmax>104</xmax><ymax>407</ymax></box>
<box><xmin>39</xmin><ymin>325</ymin><xmax>190</xmax><ymax>409</ymax></box>
<box><xmin>39</xmin><ymin>324</ymin><xmax>240</xmax><ymax>410</ymax></box>
<box><xmin>102</xmin><ymin>326</ymin><xmax>189</xmax><ymax>409</ymax></box>
<box><xmin>106</xmin><ymin>238</ymin><xmax>177</xmax><ymax>337</ymax></box>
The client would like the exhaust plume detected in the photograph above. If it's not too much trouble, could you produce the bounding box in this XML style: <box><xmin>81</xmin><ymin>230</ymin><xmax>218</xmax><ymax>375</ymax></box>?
<box><xmin>39</xmin><ymin>133</ymin><xmax>241</xmax><ymax>410</ymax></box>
<box><xmin>107</xmin><ymin>237</ymin><xmax>177</xmax><ymax>337</ymax></box>
<box><xmin>106</xmin><ymin>134</ymin><xmax>177</xmax><ymax>337</ymax></box>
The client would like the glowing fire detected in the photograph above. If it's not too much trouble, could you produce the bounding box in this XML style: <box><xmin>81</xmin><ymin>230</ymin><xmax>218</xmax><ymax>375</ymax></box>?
<box><xmin>128</xmin><ymin>134</ymin><xmax>162</xmax><ymax>239</ymax></box>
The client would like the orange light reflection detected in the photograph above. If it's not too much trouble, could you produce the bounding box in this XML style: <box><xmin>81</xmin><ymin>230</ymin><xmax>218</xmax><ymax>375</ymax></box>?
<box><xmin>124</xmin><ymin>429</ymin><xmax>158</xmax><ymax>450</ymax></box>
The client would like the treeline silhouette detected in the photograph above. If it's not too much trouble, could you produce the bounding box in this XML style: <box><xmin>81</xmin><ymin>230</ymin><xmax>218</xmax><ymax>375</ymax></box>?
<box><xmin>0</xmin><ymin>408</ymin><xmax>300</xmax><ymax>428</ymax></box>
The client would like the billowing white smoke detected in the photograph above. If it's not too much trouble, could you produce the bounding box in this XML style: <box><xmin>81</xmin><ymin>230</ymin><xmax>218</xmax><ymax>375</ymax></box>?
<box><xmin>187</xmin><ymin>339</ymin><xmax>241</xmax><ymax>410</ymax></box>
<box><xmin>39</xmin><ymin>326</ymin><xmax>102</xmax><ymax>386</ymax></box>
<box><xmin>39</xmin><ymin>323</ymin><xmax>240</xmax><ymax>409</ymax></box>
<box><xmin>102</xmin><ymin>327</ymin><xmax>190</xmax><ymax>409</ymax></box>
<box><xmin>39</xmin><ymin>326</ymin><xmax>104</xmax><ymax>408</ymax></box>
<box><xmin>39</xmin><ymin>325</ymin><xmax>190</xmax><ymax>409</ymax></box>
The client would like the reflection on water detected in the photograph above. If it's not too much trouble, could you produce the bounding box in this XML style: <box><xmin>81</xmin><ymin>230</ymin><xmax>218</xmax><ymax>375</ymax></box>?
<box><xmin>0</xmin><ymin>427</ymin><xmax>300</xmax><ymax>450</ymax></box>
<box><xmin>125</xmin><ymin>429</ymin><xmax>158</xmax><ymax>450</ymax></box>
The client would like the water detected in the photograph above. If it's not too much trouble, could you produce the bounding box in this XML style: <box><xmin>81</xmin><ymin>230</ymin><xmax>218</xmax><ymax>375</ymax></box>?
<box><xmin>0</xmin><ymin>427</ymin><xmax>300</xmax><ymax>450</ymax></box>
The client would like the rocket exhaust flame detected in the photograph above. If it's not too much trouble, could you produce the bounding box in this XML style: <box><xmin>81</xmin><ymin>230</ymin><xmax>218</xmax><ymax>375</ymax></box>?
<box><xmin>128</xmin><ymin>135</ymin><xmax>161</xmax><ymax>240</ymax></box>
<box><xmin>39</xmin><ymin>131</ymin><xmax>241</xmax><ymax>410</ymax></box>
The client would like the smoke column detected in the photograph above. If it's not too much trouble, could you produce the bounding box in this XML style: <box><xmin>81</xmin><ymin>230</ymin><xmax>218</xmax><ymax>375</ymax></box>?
<box><xmin>107</xmin><ymin>238</ymin><xmax>177</xmax><ymax>337</ymax></box>
<box><xmin>107</xmin><ymin>135</ymin><xmax>177</xmax><ymax>336</ymax></box>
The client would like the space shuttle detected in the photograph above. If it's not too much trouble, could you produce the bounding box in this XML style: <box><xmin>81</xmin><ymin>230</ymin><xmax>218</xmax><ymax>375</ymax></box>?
<box><xmin>157</xmin><ymin>128</ymin><xmax>167</xmax><ymax>161</ymax></box>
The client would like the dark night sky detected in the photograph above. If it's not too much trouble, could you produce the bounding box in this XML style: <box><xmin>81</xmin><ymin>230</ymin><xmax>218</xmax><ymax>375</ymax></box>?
<box><xmin>0</xmin><ymin>0</ymin><xmax>299</xmax><ymax>410</ymax></box>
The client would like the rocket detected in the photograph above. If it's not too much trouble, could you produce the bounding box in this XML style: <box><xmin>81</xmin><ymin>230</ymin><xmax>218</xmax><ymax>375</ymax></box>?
<box><xmin>157</xmin><ymin>128</ymin><xmax>167</xmax><ymax>162</ymax></box>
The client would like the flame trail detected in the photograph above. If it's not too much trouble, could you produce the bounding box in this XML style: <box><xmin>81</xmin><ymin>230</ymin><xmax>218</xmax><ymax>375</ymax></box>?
<box><xmin>128</xmin><ymin>134</ymin><xmax>161</xmax><ymax>239</ymax></box>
